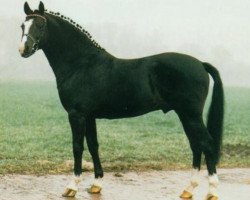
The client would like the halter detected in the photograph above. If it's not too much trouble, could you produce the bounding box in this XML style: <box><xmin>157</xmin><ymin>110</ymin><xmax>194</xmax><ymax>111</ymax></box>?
<box><xmin>25</xmin><ymin>14</ymin><xmax>47</xmax><ymax>52</ymax></box>
<box><xmin>26</xmin><ymin>14</ymin><xmax>47</xmax><ymax>22</ymax></box>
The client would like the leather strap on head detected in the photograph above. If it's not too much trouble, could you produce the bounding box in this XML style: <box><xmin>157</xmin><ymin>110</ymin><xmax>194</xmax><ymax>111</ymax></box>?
<box><xmin>26</xmin><ymin>14</ymin><xmax>47</xmax><ymax>22</ymax></box>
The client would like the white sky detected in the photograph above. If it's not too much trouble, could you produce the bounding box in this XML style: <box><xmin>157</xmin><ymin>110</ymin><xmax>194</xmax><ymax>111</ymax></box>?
<box><xmin>0</xmin><ymin>0</ymin><xmax>249</xmax><ymax>86</ymax></box>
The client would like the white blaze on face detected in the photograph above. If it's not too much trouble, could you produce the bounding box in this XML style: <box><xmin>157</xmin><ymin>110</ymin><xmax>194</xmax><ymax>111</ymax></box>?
<box><xmin>19</xmin><ymin>19</ymin><xmax>33</xmax><ymax>55</ymax></box>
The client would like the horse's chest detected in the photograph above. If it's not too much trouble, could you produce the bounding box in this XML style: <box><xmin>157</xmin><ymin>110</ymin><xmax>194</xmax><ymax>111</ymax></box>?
<box><xmin>57</xmin><ymin>83</ymin><xmax>86</xmax><ymax>111</ymax></box>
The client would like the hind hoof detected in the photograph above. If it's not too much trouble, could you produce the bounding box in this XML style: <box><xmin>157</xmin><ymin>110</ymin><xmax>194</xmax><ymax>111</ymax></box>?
<box><xmin>206</xmin><ymin>194</ymin><xmax>218</xmax><ymax>200</ymax></box>
<box><xmin>62</xmin><ymin>188</ymin><xmax>77</xmax><ymax>197</ymax></box>
<box><xmin>87</xmin><ymin>184</ymin><xmax>102</xmax><ymax>194</ymax></box>
<box><xmin>180</xmin><ymin>190</ymin><xmax>193</xmax><ymax>199</ymax></box>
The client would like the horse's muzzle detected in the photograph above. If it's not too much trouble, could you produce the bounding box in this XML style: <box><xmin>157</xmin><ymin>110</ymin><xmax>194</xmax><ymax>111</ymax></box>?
<box><xmin>19</xmin><ymin>45</ymin><xmax>34</xmax><ymax>58</ymax></box>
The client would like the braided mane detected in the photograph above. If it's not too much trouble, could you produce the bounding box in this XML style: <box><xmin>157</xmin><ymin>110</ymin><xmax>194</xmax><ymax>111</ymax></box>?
<box><xmin>45</xmin><ymin>10</ymin><xmax>104</xmax><ymax>50</ymax></box>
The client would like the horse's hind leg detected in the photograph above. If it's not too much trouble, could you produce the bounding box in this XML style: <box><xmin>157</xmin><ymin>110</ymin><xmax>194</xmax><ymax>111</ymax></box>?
<box><xmin>85</xmin><ymin>118</ymin><xmax>103</xmax><ymax>194</ymax></box>
<box><xmin>177</xmin><ymin>112</ymin><xmax>219</xmax><ymax>200</ymax></box>
<box><xmin>178</xmin><ymin>113</ymin><xmax>203</xmax><ymax>199</ymax></box>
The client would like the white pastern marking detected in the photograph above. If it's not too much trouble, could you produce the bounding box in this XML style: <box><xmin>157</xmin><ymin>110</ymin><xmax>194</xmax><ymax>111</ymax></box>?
<box><xmin>185</xmin><ymin>168</ymin><xmax>201</xmax><ymax>193</ymax></box>
<box><xmin>208</xmin><ymin>173</ymin><xmax>219</xmax><ymax>196</ymax></box>
<box><xmin>66</xmin><ymin>175</ymin><xmax>82</xmax><ymax>191</ymax></box>
<box><xmin>92</xmin><ymin>178</ymin><xmax>103</xmax><ymax>187</ymax></box>
<box><xmin>19</xmin><ymin>19</ymin><xmax>33</xmax><ymax>53</ymax></box>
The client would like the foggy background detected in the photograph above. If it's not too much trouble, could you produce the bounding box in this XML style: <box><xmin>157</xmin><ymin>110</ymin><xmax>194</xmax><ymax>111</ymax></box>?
<box><xmin>0</xmin><ymin>0</ymin><xmax>249</xmax><ymax>87</ymax></box>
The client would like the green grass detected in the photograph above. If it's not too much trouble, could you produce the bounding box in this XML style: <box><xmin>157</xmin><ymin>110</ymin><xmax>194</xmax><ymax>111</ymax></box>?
<box><xmin>0</xmin><ymin>81</ymin><xmax>249</xmax><ymax>174</ymax></box>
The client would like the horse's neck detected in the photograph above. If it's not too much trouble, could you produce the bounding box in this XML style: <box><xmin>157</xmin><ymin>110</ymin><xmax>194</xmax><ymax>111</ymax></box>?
<box><xmin>42</xmin><ymin>16</ymin><xmax>107</xmax><ymax>82</ymax></box>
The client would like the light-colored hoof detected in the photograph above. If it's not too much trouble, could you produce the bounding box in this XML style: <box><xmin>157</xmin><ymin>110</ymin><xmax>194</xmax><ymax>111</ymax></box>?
<box><xmin>62</xmin><ymin>188</ymin><xmax>77</xmax><ymax>197</ymax></box>
<box><xmin>206</xmin><ymin>194</ymin><xmax>218</xmax><ymax>200</ymax></box>
<box><xmin>87</xmin><ymin>184</ymin><xmax>102</xmax><ymax>194</ymax></box>
<box><xmin>180</xmin><ymin>190</ymin><xmax>193</xmax><ymax>199</ymax></box>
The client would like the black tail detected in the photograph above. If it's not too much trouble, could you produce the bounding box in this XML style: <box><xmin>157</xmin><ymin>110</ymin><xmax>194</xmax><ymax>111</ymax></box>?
<box><xmin>203</xmin><ymin>62</ymin><xmax>224</xmax><ymax>164</ymax></box>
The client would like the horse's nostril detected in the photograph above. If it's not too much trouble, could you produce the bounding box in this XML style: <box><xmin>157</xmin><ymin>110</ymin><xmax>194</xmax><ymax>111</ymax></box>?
<box><xmin>24</xmin><ymin>47</ymin><xmax>30</xmax><ymax>53</ymax></box>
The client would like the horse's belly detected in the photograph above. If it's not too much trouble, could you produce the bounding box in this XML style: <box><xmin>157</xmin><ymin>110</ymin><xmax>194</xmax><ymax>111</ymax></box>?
<box><xmin>94</xmin><ymin>101</ymin><xmax>160</xmax><ymax>119</ymax></box>
<box><xmin>94</xmin><ymin>109</ymin><xmax>157</xmax><ymax>119</ymax></box>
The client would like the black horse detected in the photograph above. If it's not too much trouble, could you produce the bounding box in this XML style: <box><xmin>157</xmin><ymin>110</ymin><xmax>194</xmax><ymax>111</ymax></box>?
<box><xmin>19</xmin><ymin>2</ymin><xmax>224</xmax><ymax>199</ymax></box>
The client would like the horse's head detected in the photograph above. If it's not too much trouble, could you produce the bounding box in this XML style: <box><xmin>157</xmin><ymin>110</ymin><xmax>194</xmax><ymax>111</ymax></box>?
<box><xmin>19</xmin><ymin>1</ymin><xmax>48</xmax><ymax>58</ymax></box>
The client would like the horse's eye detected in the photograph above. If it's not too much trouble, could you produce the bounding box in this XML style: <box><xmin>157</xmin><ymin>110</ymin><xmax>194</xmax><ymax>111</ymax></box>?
<box><xmin>36</xmin><ymin>23</ymin><xmax>44</xmax><ymax>31</ymax></box>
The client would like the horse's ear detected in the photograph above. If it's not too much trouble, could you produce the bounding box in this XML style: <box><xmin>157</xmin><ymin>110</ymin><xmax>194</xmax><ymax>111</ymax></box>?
<box><xmin>38</xmin><ymin>1</ymin><xmax>45</xmax><ymax>15</ymax></box>
<box><xmin>24</xmin><ymin>2</ymin><xmax>32</xmax><ymax>15</ymax></box>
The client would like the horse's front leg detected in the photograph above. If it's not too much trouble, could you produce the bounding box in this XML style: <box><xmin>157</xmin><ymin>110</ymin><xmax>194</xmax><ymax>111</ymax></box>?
<box><xmin>86</xmin><ymin>118</ymin><xmax>103</xmax><ymax>194</ymax></box>
<box><xmin>62</xmin><ymin>110</ymin><xmax>85</xmax><ymax>197</ymax></box>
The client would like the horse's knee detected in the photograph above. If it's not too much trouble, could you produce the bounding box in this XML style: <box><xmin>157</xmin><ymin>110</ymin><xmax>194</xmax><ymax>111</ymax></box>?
<box><xmin>73</xmin><ymin>143</ymin><xmax>83</xmax><ymax>153</ymax></box>
<box><xmin>73</xmin><ymin>143</ymin><xmax>84</xmax><ymax>161</ymax></box>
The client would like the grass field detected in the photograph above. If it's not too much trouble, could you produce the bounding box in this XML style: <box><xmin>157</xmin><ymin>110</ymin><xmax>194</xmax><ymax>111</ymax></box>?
<box><xmin>0</xmin><ymin>81</ymin><xmax>249</xmax><ymax>174</ymax></box>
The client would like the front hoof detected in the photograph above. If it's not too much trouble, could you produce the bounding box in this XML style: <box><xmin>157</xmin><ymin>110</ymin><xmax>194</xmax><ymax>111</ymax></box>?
<box><xmin>87</xmin><ymin>184</ymin><xmax>102</xmax><ymax>194</ymax></box>
<box><xmin>62</xmin><ymin>188</ymin><xmax>77</xmax><ymax>197</ymax></box>
<box><xmin>180</xmin><ymin>190</ymin><xmax>193</xmax><ymax>199</ymax></box>
<box><xmin>205</xmin><ymin>194</ymin><xmax>218</xmax><ymax>200</ymax></box>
